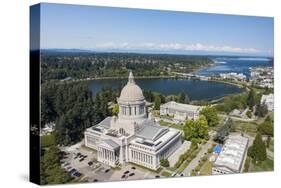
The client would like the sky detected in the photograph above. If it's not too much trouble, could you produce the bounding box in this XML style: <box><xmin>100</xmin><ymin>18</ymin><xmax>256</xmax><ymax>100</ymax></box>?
<box><xmin>39</xmin><ymin>3</ymin><xmax>274</xmax><ymax>56</ymax></box>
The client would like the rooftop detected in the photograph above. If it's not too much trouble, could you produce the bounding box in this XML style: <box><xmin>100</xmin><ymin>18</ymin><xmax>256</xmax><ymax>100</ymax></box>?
<box><xmin>213</xmin><ymin>134</ymin><xmax>248</xmax><ymax>173</ymax></box>
<box><xmin>101</xmin><ymin>139</ymin><xmax>120</xmax><ymax>151</ymax></box>
<box><xmin>161</xmin><ymin>101</ymin><xmax>201</xmax><ymax>112</ymax></box>
<box><xmin>136</xmin><ymin>120</ymin><xmax>169</xmax><ymax>141</ymax></box>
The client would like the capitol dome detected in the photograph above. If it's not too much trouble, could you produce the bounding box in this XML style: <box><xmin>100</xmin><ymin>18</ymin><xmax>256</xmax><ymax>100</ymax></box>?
<box><xmin>119</xmin><ymin>71</ymin><xmax>144</xmax><ymax>102</ymax></box>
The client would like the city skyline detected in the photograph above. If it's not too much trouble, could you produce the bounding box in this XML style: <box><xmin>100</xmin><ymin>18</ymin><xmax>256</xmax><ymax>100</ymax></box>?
<box><xmin>40</xmin><ymin>3</ymin><xmax>274</xmax><ymax>56</ymax></box>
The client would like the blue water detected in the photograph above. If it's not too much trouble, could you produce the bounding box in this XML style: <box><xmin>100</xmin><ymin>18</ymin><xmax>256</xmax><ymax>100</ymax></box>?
<box><xmin>195</xmin><ymin>57</ymin><xmax>273</xmax><ymax>78</ymax></box>
<box><xmin>89</xmin><ymin>78</ymin><xmax>244</xmax><ymax>101</ymax></box>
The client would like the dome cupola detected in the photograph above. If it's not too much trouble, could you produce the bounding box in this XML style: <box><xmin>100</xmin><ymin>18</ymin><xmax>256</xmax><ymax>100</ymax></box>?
<box><xmin>117</xmin><ymin>71</ymin><xmax>146</xmax><ymax>120</ymax></box>
<box><xmin>119</xmin><ymin>71</ymin><xmax>145</xmax><ymax>102</ymax></box>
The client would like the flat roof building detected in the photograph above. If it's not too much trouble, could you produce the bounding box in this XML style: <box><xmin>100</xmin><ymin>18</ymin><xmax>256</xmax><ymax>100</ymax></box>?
<box><xmin>160</xmin><ymin>101</ymin><xmax>202</xmax><ymax>122</ymax></box>
<box><xmin>261</xmin><ymin>93</ymin><xmax>274</xmax><ymax>111</ymax></box>
<box><xmin>212</xmin><ymin>134</ymin><xmax>249</xmax><ymax>174</ymax></box>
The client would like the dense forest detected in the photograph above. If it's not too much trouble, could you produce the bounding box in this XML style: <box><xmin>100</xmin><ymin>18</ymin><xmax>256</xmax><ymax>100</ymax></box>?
<box><xmin>41</xmin><ymin>51</ymin><xmax>213</xmax><ymax>82</ymax></box>
<box><xmin>41</xmin><ymin>81</ymin><xmax>117</xmax><ymax>145</ymax></box>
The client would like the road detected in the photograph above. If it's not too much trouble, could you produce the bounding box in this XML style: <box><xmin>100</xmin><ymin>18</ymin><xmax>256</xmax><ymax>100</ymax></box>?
<box><xmin>267</xmin><ymin>149</ymin><xmax>274</xmax><ymax>160</ymax></box>
<box><xmin>182</xmin><ymin>140</ymin><xmax>213</xmax><ymax>176</ymax></box>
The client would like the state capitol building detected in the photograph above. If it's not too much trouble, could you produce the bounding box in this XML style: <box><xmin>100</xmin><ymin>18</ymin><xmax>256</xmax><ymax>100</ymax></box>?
<box><xmin>84</xmin><ymin>72</ymin><xmax>182</xmax><ymax>170</ymax></box>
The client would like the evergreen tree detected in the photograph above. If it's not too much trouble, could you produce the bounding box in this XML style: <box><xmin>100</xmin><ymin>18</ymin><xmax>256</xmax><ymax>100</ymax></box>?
<box><xmin>248</xmin><ymin>133</ymin><xmax>267</xmax><ymax>163</ymax></box>
<box><xmin>154</xmin><ymin>94</ymin><xmax>161</xmax><ymax>110</ymax></box>
<box><xmin>258</xmin><ymin>116</ymin><xmax>273</xmax><ymax>136</ymax></box>
<box><xmin>255</xmin><ymin>103</ymin><xmax>268</xmax><ymax>117</ymax></box>
<box><xmin>178</xmin><ymin>92</ymin><xmax>186</xmax><ymax>103</ymax></box>
<box><xmin>247</xmin><ymin>89</ymin><xmax>256</xmax><ymax>110</ymax></box>
<box><xmin>41</xmin><ymin>146</ymin><xmax>72</xmax><ymax>185</ymax></box>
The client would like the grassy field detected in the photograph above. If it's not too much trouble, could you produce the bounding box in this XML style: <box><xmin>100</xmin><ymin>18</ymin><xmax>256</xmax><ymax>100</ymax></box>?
<box><xmin>250</xmin><ymin>158</ymin><xmax>274</xmax><ymax>172</ymax></box>
<box><xmin>41</xmin><ymin>134</ymin><xmax>55</xmax><ymax>148</ymax></box>
<box><xmin>161</xmin><ymin>171</ymin><xmax>172</xmax><ymax>177</ymax></box>
<box><xmin>200</xmin><ymin>161</ymin><xmax>212</xmax><ymax>175</ymax></box>
<box><xmin>128</xmin><ymin>162</ymin><xmax>163</xmax><ymax>173</ymax></box>
<box><xmin>233</xmin><ymin>121</ymin><xmax>258</xmax><ymax>137</ymax></box>
<box><xmin>159</xmin><ymin>120</ymin><xmax>183</xmax><ymax>130</ymax></box>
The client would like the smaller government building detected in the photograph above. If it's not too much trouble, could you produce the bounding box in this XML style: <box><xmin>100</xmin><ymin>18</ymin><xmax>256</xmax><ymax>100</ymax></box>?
<box><xmin>212</xmin><ymin>134</ymin><xmax>248</xmax><ymax>175</ymax></box>
<box><xmin>160</xmin><ymin>101</ymin><xmax>202</xmax><ymax>122</ymax></box>
<box><xmin>260</xmin><ymin>93</ymin><xmax>274</xmax><ymax>111</ymax></box>
<box><xmin>84</xmin><ymin>72</ymin><xmax>182</xmax><ymax>170</ymax></box>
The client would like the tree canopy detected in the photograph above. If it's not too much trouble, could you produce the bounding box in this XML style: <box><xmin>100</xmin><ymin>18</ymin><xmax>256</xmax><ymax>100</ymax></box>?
<box><xmin>255</xmin><ymin>103</ymin><xmax>268</xmax><ymax>117</ymax></box>
<box><xmin>160</xmin><ymin>159</ymin><xmax>170</xmax><ymax>167</ymax></box>
<box><xmin>41</xmin><ymin>82</ymin><xmax>112</xmax><ymax>146</ymax></box>
<box><xmin>41</xmin><ymin>52</ymin><xmax>213</xmax><ymax>83</ymax></box>
<box><xmin>200</xmin><ymin>106</ymin><xmax>219</xmax><ymax>127</ymax></box>
<box><xmin>248</xmin><ymin>133</ymin><xmax>267</xmax><ymax>163</ymax></box>
<box><xmin>258</xmin><ymin>116</ymin><xmax>273</xmax><ymax>136</ymax></box>
<box><xmin>183</xmin><ymin>115</ymin><xmax>209</xmax><ymax>141</ymax></box>
<box><xmin>213</xmin><ymin>118</ymin><xmax>233</xmax><ymax>143</ymax></box>
<box><xmin>40</xmin><ymin>146</ymin><xmax>72</xmax><ymax>185</ymax></box>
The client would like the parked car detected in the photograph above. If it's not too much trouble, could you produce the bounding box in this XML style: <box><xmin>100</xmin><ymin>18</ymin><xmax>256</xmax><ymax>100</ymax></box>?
<box><xmin>124</xmin><ymin>170</ymin><xmax>130</xmax><ymax>174</ymax></box>
<box><xmin>73</xmin><ymin>171</ymin><xmax>82</xmax><ymax>177</ymax></box>
<box><xmin>129</xmin><ymin>173</ymin><xmax>135</xmax><ymax>176</ymax></box>
<box><xmin>121</xmin><ymin>175</ymin><xmax>126</xmax><ymax>179</ymax></box>
<box><xmin>155</xmin><ymin>175</ymin><xmax>160</xmax><ymax>178</ymax></box>
<box><xmin>131</xmin><ymin>166</ymin><xmax>136</xmax><ymax>170</ymax></box>
<box><xmin>69</xmin><ymin>169</ymin><xmax>77</xmax><ymax>176</ymax></box>
<box><xmin>79</xmin><ymin>158</ymin><xmax>84</xmax><ymax>162</ymax></box>
<box><xmin>93</xmin><ymin>179</ymin><xmax>98</xmax><ymax>182</ymax></box>
<box><xmin>105</xmin><ymin>169</ymin><xmax>110</xmax><ymax>173</ymax></box>
<box><xmin>88</xmin><ymin>161</ymin><xmax>93</xmax><ymax>166</ymax></box>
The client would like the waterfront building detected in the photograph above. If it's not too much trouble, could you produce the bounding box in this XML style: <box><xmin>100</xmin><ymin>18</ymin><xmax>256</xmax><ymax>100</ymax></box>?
<box><xmin>219</xmin><ymin>72</ymin><xmax>246</xmax><ymax>81</ymax></box>
<box><xmin>261</xmin><ymin>93</ymin><xmax>274</xmax><ymax>111</ymax></box>
<box><xmin>250</xmin><ymin>67</ymin><xmax>274</xmax><ymax>88</ymax></box>
<box><xmin>84</xmin><ymin>72</ymin><xmax>182</xmax><ymax>170</ymax></box>
<box><xmin>212</xmin><ymin>134</ymin><xmax>249</xmax><ymax>175</ymax></box>
<box><xmin>160</xmin><ymin>101</ymin><xmax>202</xmax><ymax>121</ymax></box>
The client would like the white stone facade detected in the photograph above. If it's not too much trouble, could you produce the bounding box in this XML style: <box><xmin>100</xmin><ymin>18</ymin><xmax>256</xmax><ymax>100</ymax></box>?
<box><xmin>84</xmin><ymin>72</ymin><xmax>182</xmax><ymax>170</ymax></box>
<box><xmin>260</xmin><ymin>93</ymin><xmax>274</xmax><ymax>111</ymax></box>
<box><xmin>160</xmin><ymin>101</ymin><xmax>201</xmax><ymax>121</ymax></box>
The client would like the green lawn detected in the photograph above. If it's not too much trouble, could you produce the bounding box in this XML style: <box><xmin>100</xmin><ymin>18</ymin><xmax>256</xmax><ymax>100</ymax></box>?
<box><xmin>41</xmin><ymin>134</ymin><xmax>55</xmax><ymax>148</ymax></box>
<box><xmin>251</xmin><ymin>158</ymin><xmax>274</xmax><ymax>172</ymax></box>
<box><xmin>161</xmin><ymin>171</ymin><xmax>172</xmax><ymax>177</ymax></box>
<box><xmin>200</xmin><ymin>161</ymin><xmax>212</xmax><ymax>175</ymax></box>
<box><xmin>159</xmin><ymin>120</ymin><xmax>183</xmax><ymax>130</ymax></box>
<box><xmin>128</xmin><ymin>162</ymin><xmax>163</xmax><ymax>173</ymax></box>
<box><xmin>233</xmin><ymin>121</ymin><xmax>258</xmax><ymax>137</ymax></box>
<box><xmin>177</xmin><ymin>161</ymin><xmax>189</xmax><ymax>173</ymax></box>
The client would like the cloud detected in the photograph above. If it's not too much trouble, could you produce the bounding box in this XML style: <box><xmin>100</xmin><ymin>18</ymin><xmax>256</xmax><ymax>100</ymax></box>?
<box><xmin>92</xmin><ymin>42</ymin><xmax>260</xmax><ymax>54</ymax></box>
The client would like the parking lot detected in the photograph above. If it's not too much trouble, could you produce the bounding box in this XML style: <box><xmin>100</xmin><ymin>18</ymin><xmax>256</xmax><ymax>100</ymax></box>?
<box><xmin>109</xmin><ymin>164</ymin><xmax>156</xmax><ymax>182</ymax></box>
<box><xmin>60</xmin><ymin>142</ymin><xmax>159</xmax><ymax>183</ymax></box>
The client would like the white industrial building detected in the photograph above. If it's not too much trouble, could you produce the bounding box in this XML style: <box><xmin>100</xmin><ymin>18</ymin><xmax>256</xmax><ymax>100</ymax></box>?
<box><xmin>84</xmin><ymin>72</ymin><xmax>182</xmax><ymax>170</ymax></box>
<box><xmin>260</xmin><ymin>93</ymin><xmax>274</xmax><ymax>111</ymax></box>
<box><xmin>212</xmin><ymin>134</ymin><xmax>249</xmax><ymax>174</ymax></box>
<box><xmin>160</xmin><ymin>101</ymin><xmax>202</xmax><ymax>121</ymax></box>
